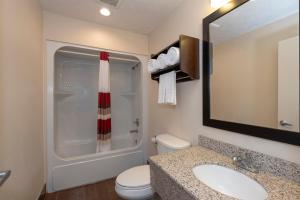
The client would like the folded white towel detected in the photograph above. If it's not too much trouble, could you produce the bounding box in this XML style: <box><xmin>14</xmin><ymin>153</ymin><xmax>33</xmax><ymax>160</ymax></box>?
<box><xmin>166</xmin><ymin>47</ymin><xmax>180</xmax><ymax>66</ymax></box>
<box><xmin>157</xmin><ymin>53</ymin><xmax>169</xmax><ymax>69</ymax></box>
<box><xmin>148</xmin><ymin>59</ymin><xmax>160</xmax><ymax>73</ymax></box>
<box><xmin>158</xmin><ymin>71</ymin><xmax>176</xmax><ymax>105</ymax></box>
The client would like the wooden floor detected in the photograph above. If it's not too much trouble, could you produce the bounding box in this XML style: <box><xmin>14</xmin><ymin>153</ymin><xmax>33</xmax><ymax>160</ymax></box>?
<box><xmin>45</xmin><ymin>178</ymin><xmax>161</xmax><ymax>200</ymax></box>
<box><xmin>45</xmin><ymin>178</ymin><xmax>121</xmax><ymax>200</ymax></box>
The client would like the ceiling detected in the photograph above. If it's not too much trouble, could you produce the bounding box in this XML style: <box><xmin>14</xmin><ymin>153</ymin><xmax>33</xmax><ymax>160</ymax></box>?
<box><xmin>40</xmin><ymin>0</ymin><xmax>183</xmax><ymax>34</ymax></box>
<box><xmin>210</xmin><ymin>0</ymin><xmax>299</xmax><ymax>44</ymax></box>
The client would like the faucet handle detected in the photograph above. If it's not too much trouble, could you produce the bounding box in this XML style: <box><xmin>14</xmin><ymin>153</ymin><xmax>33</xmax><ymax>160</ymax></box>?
<box><xmin>232</xmin><ymin>156</ymin><xmax>242</xmax><ymax>162</ymax></box>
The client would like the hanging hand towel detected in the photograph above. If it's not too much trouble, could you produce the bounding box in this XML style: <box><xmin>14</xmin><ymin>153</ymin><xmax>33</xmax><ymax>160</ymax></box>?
<box><xmin>158</xmin><ymin>71</ymin><xmax>176</xmax><ymax>105</ymax></box>
<box><xmin>97</xmin><ymin>52</ymin><xmax>112</xmax><ymax>152</ymax></box>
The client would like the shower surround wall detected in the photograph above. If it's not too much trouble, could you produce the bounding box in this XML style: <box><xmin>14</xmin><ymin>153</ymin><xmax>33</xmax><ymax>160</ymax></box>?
<box><xmin>54</xmin><ymin>53</ymin><xmax>98</xmax><ymax>157</ymax></box>
<box><xmin>110</xmin><ymin>61</ymin><xmax>141</xmax><ymax>148</ymax></box>
<box><xmin>54</xmin><ymin>52</ymin><xmax>140</xmax><ymax>157</ymax></box>
<box><xmin>46</xmin><ymin>41</ymin><xmax>148</xmax><ymax>192</ymax></box>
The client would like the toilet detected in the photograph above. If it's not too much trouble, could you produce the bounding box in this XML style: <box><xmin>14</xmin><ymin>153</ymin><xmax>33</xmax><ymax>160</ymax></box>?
<box><xmin>115</xmin><ymin>134</ymin><xmax>191</xmax><ymax>200</ymax></box>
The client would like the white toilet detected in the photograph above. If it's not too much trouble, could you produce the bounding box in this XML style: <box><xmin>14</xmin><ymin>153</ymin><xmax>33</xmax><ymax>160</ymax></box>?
<box><xmin>115</xmin><ymin>134</ymin><xmax>191</xmax><ymax>200</ymax></box>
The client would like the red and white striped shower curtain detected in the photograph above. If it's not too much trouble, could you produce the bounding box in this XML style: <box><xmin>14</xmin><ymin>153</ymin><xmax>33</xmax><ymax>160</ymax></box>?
<box><xmin>97</xmin><ymin>52</ymin><xmax>112</xmax><ymax>152</ymax></box>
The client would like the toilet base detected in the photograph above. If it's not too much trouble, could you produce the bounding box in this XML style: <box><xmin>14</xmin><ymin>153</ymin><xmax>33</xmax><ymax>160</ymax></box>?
<box><xmin>115</xmin><ymin>183</ymin><xmax>154</xmax><ymax>200</ymax></box>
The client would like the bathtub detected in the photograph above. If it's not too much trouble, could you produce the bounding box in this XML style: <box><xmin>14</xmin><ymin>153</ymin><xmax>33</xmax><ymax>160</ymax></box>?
<box><xmin>50</xmin><ymin>136</ymin><xmax>145</xmax><ymax>192</ymax></box>
<box><xmin>56</xmin><ymin>135</ymin><xmax>138</xmax><ymax>158</ymax></box>
<box><xmin>46</xmin><ymin>41</ymin><xmax>149</xmax><ymax>192</ymax></box>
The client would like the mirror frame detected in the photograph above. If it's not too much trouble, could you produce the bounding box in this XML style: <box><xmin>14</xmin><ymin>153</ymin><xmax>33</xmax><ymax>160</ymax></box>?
<box><xmin>202</xmin><ymin>0</ymin><xmax>300</xmax><ymax>146</ymax></box>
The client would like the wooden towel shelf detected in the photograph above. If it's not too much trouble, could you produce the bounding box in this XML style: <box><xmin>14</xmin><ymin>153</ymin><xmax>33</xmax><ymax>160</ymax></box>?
<box><xmin>151</xmin><ymin>35</ymin><xmax>199</xmax><ymax>83</ymax></box>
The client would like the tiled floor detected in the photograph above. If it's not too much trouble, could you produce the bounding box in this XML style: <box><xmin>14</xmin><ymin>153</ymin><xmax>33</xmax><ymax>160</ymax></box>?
<box><xmin>45</xmin><ymin>178</ymin><xmax>161</xmax><ymax>200</ymax></box>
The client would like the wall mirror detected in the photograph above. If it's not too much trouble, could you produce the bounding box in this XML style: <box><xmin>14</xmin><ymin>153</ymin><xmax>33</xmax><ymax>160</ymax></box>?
<box><xmin>203</xmin><ymin>0</ymin><xmax>300</xmax><ymax>145</ymax></box>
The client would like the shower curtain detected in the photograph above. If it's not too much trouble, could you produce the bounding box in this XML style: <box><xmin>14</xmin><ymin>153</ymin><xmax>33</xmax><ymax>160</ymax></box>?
<box><xmin>97</xmin><ymin>51</ymin><xmax>112</xmax><ymax>152</ymax></box>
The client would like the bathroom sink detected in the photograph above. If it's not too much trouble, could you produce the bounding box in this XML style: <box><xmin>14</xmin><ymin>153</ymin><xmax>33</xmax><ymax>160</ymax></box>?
<box><xmin>192</xmin><ymin>164</ymin><xmax>268</xmax><ymax>200</ymax></box>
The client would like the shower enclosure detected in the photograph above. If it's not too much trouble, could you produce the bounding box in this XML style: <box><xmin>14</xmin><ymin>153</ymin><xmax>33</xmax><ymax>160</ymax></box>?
<box><xmin>46</xmin><ymin>41</ymin><xmax>148</xmax><ymax>192</ymax></box>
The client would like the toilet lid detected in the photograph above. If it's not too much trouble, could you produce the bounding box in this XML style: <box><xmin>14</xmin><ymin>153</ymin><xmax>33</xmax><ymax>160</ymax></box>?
<box><xmin>156</xmin><ymin>134</ymin><xmax>191</xmax><ymax>150</ymax></box>
<box><xmin>116</xmin><ymin>165</ymin><xmax>150</xmax><ymax>188</ymax></box>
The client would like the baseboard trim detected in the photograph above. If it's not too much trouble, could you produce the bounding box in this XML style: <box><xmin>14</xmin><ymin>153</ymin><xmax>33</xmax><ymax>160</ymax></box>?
<box><xmin>38</xmin><ymin>184</ymin><xmax>46</xmax><ymax>200</ymax></box>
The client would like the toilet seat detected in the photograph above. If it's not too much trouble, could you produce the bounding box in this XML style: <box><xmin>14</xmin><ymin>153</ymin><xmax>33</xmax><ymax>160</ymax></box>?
<box><xmin>116</xmin><ymin>182</ymin><xmax>151</xmax><ymax>190</ymax></box>
<box><xmin>115</xmin><ymin>165</ymin><xmax>154</xmax><ymax>200</ymax></box>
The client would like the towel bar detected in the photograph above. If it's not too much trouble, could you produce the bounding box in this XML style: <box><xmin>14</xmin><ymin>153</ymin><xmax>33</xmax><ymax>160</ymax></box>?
<box><xmin>176</xmin><ymin>76</ymin><xmax>190</xmax><ymax>81</ymax></box>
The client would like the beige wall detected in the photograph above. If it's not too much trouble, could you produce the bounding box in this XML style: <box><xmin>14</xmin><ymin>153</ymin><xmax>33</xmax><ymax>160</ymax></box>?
<box><xmin>148</xmin><ymin>0</ymin><xmax>300</xmax><ymax>164</ymax></box>
<box><xmin>1</xmin><ymin>1</ymin><xmax>298</xmax><ymax>199</ymax></box>
<box><xmin>43</xmin><ymin>11</ymin><xmax>148</xmax><ymax>55</ymax></box>
<box><xmin>0</xmin><ymin>0</ymin><xmax>44</xmax><ymax>199</ymax></box>
<box><xmin>211</xmin><ymin>14</ymin><xmax>299</xmax><ymax>129</ymax></box>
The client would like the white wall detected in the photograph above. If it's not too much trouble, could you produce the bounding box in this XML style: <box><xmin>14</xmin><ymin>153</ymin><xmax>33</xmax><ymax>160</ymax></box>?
<box><xmin>0</xmin><ymin>0</ymin><xmax>44</xmax><ymax>199</ymax></box>
<box><xmin>148</xmin><ymin>0</ymin><xmax>300</xmax><ymax>164</ymax></box>
<box><xmin>43</xmin><ymin>11</ymin><xmax>148</xmax><ymax>55</ymax></box>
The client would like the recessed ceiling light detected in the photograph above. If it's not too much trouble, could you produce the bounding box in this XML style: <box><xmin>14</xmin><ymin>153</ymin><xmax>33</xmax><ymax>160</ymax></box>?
<box><xmin>99</xmin><ymin>7</ymin><xmax>111</xmax><ymax>16</ymax></box>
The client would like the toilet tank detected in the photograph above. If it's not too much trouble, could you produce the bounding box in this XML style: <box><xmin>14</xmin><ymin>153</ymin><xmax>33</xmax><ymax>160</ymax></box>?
<box><xmin>156</xmin><ymin>134</ymin><xmax>191</xmax><ymax>154</ymax></box>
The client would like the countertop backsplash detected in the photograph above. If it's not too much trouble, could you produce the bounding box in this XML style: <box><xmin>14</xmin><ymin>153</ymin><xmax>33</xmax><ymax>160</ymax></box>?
<box><xmin>198</xmin><ymin>135</ymin><xmax>300</xmax><ymax>183</ymax></box>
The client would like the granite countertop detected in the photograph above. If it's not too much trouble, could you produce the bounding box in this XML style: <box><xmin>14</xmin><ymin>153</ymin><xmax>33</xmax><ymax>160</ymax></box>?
<box><xmin>149</xmin><ymin>146</ymin><xmax>300</xmax><ymax>200</ymax></box>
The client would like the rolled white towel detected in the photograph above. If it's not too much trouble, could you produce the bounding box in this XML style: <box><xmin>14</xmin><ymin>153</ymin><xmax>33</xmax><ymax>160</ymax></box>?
<box><xmin>148</xmin><ymin>59</ymin><xmax>156</xmax><ymax>72</ymax></box>
<box><xmin>157</xmin><ymin>53</ymin><xmax>169</xmax><ymax>69</ymax></box>
<box><xmin>166</xmin><ymin>47</ymin><xmax>180</xmax><ymax>66</ymax></box>
<box><xmin>147</xmin><ymin>59</ymin><xmax>154</xmax><ymax>72</ymax></box>
<box><xmin>152</xmin><ymin>59</ymin><xmax>160</xmax><ymax>71</ymax></box>
<box><xmin>148</xmin><ymin>59</ymin><xmax>160</xmax><ymax>73</ymax></box>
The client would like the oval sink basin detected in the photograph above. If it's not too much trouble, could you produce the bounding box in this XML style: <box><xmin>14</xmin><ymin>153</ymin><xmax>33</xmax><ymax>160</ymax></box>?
<box><xmin>193</xmin><ymin>164</ymin><xmax>267</xmax><ymax>200</ymax></box>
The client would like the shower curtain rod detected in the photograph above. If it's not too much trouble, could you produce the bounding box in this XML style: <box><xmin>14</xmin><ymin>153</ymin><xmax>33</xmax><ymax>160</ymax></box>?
<box><xmin>57</xmin><ymin>50</ymin><xmax>140</xmax><ymax>63</ymax></box>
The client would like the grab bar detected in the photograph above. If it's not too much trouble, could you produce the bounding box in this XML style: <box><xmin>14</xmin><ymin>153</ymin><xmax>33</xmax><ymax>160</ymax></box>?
<box><xmin>130</xmin><ymin>129</ymin><xmax>138</xmax><ymax>134</ymax></box>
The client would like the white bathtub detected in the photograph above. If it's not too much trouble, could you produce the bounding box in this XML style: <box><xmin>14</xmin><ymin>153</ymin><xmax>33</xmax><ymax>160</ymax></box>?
<box><xmin>56</xmin><ymin>135</ymin><xmax>137</xmax><ymax>158</ymax></box>
<box><xmin>50</xmin><ymin>134</ymin><xmax>144</xmax><ymax>192</ymax></box>
<box><xmin>46</xmin><ymin>41</ymin><xmax>149</xmax><ymax>192</ymax></box>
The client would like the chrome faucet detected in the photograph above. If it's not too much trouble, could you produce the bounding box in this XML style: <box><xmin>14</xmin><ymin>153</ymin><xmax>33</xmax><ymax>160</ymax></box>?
<box><xmin>232</xmin><ymin>153</ymin><xmax>258</xmax><ymax>173</ymax></box>
<box><xmin>0</xmin><ymin>170</ymin><xmax>11</xmax><ymax>186</ymax></box>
